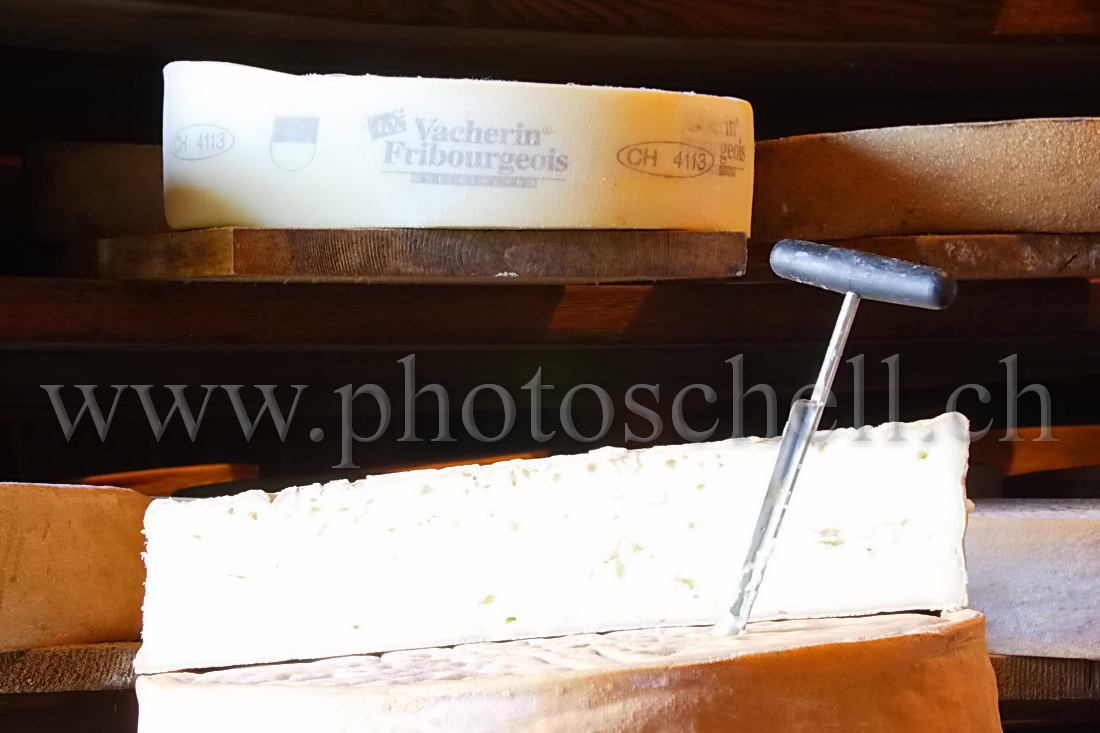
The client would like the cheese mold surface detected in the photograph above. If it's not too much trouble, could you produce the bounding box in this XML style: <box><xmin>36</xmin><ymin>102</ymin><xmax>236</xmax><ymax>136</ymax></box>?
<box><xmin>136</xmin><ymin>611</ymin><xmax>1000</xmax><ymax>733</ymax></box>
<box><xmin>0</xmin><ymin>483</ymin><xmax>150</xmax><ymax>651</ymax></box>
<box><xmin>162</xmin><ymin>62</ymin><xmax>754</xmax><ymax>231</ymax></box>
<box><xmin>967</xmin><ymin>498</ymin><xmax>1100</xmax><ymax>659</ymax></box>
<box><xmin>137</xmin><ymin>414</ymin><xmax>969</xmax><ymax>673</ymax></box>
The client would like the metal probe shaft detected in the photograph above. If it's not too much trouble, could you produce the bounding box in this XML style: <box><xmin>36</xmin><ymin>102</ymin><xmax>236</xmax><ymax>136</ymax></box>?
<box><xmin>722</xmin><ymin>291</ymin><xmax>861</xmax><ymax>635</ymax></box>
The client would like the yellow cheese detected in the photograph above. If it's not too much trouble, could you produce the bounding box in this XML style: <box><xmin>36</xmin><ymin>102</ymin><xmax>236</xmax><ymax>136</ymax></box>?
<box><xmin>136</xmin><ymin>611</ymin><xmax>1000</xmax><ymax>733</ymax></box>
<box><xmin>0</xmin><ymin>483</ymin><xmax>150</xmax><ymax>650</ymax></box>
<box><xmin>162</xmin><ymin>62</ymin><xmax>754</xmax><ymax>232</ymax></box>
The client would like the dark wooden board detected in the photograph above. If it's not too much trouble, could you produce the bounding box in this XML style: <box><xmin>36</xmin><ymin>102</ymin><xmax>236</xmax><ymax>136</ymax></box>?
<box><xmin>0</xmin><ymin>276</ymin><xmax>1094</xmax><ymax>346</ymax></box>
<box><xmin>993</xmin><ymin>654</ymin><xmax>1100</xmax><ymax>702</ymax></box>
<box><xmin>2</xmin><ymin>0</ymin><xmax>1097</xmax><ymax>50</ymax></box>
<box><xmin>0</xmin><ymin>643</ymin><xmax>138</xmax><ymax>694</ymax></box>
<box><xmin>4</xmin><ymin>6</ymin><xmax>1100</xmax><ymax>153</ymax></box>
<box><xmin>746</xmin><ymin>234</ymin><xmax>1100</xmax><ymax>281</ymax></box>
<box><xmin>25</xmin><ymin>143</ymin><xmax>168</xmax><ymax>246</ymax></box>
<box><xmin>0</xmin><ymin>690</ymin><xmax>137</xmax><ymax>733</ymax></box>
<box><xmin>92</xmin><ymin>230</ymin><xmax>1100</xmax><ymax>283</ymax></box>
<box><xmin>91</xmin><ymin>229</ymin><xmax>747</xmax><ymax>284</ymax></box>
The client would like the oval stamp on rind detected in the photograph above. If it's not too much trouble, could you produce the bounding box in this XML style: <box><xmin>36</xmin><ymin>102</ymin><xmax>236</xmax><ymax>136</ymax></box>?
<box><xmin>616</xmin><ymin>141</ymin><xmax>714</xmax><ymax>178</ymax></box>
<box><xmin>171</xmin><ymin>125</ymin><xmax>235</xmax><ymax>161</ymax></box>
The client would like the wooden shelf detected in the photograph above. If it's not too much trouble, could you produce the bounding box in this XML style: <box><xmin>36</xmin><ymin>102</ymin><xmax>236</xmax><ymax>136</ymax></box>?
<box><xmin>5</xmin><ymin>0</ymin><xmax>1099</xmax><ymax>46</ymax></box>
<box><xmin>90</xmin><ymin>229</ymin><xmax>747</xmax><ymax>283</ymax></box>
<box><xmin>2</xmin><ymin>644</ymin><xmax>1095</xmax><ymax>703</ymax></box>
<box><xmin>0</xmin><ymin>643</ymin><xmax>138</xmax><ymax>694</ymax></box>
<box><xmin>3</xmin><ymin>3</ymin><xmax>1100</xmax><ymax>149</ymax></box>
<box><xmin>0</xmin><ymin>276</ymin><xmax>1094</xmax><ymax>347</ymax></box>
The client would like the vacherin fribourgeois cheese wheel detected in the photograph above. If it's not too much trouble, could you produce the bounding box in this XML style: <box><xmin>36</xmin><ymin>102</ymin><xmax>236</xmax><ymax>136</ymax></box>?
<box><xmin>136</xmin><ymin>611</ymin><xmax>1001</xmax><ymax>733</ymax></box>
<box><xmin>967</xmin><ymin>498</ymin><xmax>1100</xmax><ymax>660</ymax></box>
<box><xmin>136</xmin><ymin>414</ymin><xmax>969</xmax><ymax>674</ymax></box>
<box><xmin>753</xmin><ymin>117</ymin><xmax>1100</xmax><ymax>241</ymax></box>
<box><xmin>0</xmin><ymin>483</ymin><xmax>150</xmax><ymax>651</ymax></box>
<box><xmin>162</xmin><ymin>62</ymin><xmax>754</xmax><ymax>231</ymax></box>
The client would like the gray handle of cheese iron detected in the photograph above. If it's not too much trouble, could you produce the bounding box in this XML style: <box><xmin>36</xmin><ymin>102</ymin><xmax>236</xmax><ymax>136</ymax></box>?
<box><xmin>770</xmin><ymin>239</ymin><xmax>957</xmax><ymax>310</ymax></box>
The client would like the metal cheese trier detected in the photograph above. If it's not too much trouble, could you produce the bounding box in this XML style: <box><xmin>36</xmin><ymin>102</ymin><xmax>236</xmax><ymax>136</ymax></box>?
<box><xmin>724</xmin><ymin>239</ymin><xmax>957</xmax><ymax>635</ymax></box>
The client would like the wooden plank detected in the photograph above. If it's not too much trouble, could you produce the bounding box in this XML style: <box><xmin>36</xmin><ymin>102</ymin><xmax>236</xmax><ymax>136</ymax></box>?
<box><xmin>993</xmin><ymin>655</ymin><xmax>1100</xmax><ymax>701</ymax></box>
<box><xmin>747</xmin><ymin>235</ymin><xmax>1100</xmax><ymax>281</ymax></box>
<box><xmin>0</xmin><ymin>276</ymin><xmax>1093</xmax><ymax>346</ymax></box>
<box><xmin>79</xmin><ymin>463</ymin><xmax>260</xmax><ymax>496</ymax></box>
<box><xmin>997</xmin><ymin>0</ymin><xmax>1100</xmax><ymax>34</ymax></box>
<box><xmin>970</xmin><ymin>426</ymin><xmax>1100</xmax><ymax>477</ymax></box>
<box><xmin>0</xmin><ymin>690</ymin><xmax>138</xmax><ymax>733</ymax></box>
<box><xmin>0</xmin><ymin>643</ymin><xmax>138</xmax><ymax>694</ymax></box>
<box><xmin>2</xmin><ymin>0</ymin><xmax>1097</xmax><ymax>48</ymax></box>
<box><xmin>92</xmin><ymin>229</ymin><xmax>748</xmax><ymax>283</ymax></box>
<box><xmin>5</xmin><ymin>44</ymin><xmax>1100</xmax><ymax>153</ymax></box>
<box><xmin>94</xmin><ymin>230</ymin><xmax>1100</xmax><ymax>283</ymax></box>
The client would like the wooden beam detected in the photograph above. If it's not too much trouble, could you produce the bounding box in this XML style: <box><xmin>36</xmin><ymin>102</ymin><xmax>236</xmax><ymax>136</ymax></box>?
<box><xmin>747</xmin><ymin>235</ymin><xmax>1100</xmax><ymax>282</ymax></box>
<box><xmin>0</xmin><ymin>277</ymin><xmax>1093</xmax><ymax>346</ymax></box>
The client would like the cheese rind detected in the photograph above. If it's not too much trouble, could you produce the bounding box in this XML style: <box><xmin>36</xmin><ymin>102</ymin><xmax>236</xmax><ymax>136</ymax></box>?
<box><xmin>137</xmin><ymin>414</ymin><xmax>969</xmax><ymax>673</ymax></box>
<box><xmin>0</xmin><ymin>483</ymin><xmax>150</xmax><ymax>651</ymax></box>
<box><xmin>753</xmin><ymin>118</ymin><xmax>1100</xmax><ymax>241</ymax></box>
<box><xmin>966</xmin><ymin>498</ymin><xmax>1100</xmax><ymax>659</ymax></box>
<box><xmin>136</xmin><ymin>611</ymin><xmax>1001</xmax><ymax>733</ymax></box>
<box><xmin>162</xmin><ymin>62</ymin><xmax>754</xmax><ymax>232</ymax></box>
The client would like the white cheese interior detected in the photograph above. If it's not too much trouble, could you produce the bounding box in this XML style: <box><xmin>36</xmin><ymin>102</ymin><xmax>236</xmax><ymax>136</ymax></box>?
<box><xmin>162</xmin><ymin>62</ymin><xmax>754</xmax><ymax>231</ymax></box>
<box><xmin>146</xmin><ymin>612</ymin><xmax>969</xmax><ymax>688</ymax></box>
<box><xmin>137</xmin><ymin>414</ymin><xmax>969</xmax><ymax>673</ymax></box>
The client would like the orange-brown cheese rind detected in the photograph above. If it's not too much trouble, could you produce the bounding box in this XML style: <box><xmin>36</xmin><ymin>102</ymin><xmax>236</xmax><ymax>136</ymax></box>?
<box><xmin>753</xmin><ymin>118</ymin><xmax>1100</xmax><ymax>241</ymax></box>
<box><xmin>136</xmin><ymin>611</ymin><xmax>1000</xmax><ymax>733</ymax></box>
<box><xmin>0</xmin><ymin>483</ymin><xmax>150</xmax><ymax>651</ymax></box>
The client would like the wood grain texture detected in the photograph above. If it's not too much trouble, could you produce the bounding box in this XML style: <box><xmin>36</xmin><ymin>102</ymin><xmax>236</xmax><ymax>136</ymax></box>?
<box><xmin>2</xmin><ymin>0</ymin><xmax>1093</xmax><ymax>45</ymax></box>
<box><xmin>0</xmin><ymin>276</ymin><xmax>1093</xmax><ymax>346</ymax></box>
<box><xmin>993</xmin><ymin>655</ymin><xmax>1100</xmax><ymax>701</ymax></box>
<box><xmin>0</xmin><ymin>643</ymin><xmax>138</xmax><ymax>694</ymax></box>
<box><xmin>746</xmin><ymin>234</ymin><xmax>1100</xmax><ymax>281</ymax></box>
<box><xmin>997</xmin><ymin>0</ymin><xmax>1100</xmax><ymax>34</ymax></box>
<box><xmin>96</xmin><ymin>230</ymin><xmax>1100</xmax><ymax>284</ymax></box>
<box><xmin>92</xmin><ymin>229</ymin><xmax>747</xmax><ymax>283</ymax></box>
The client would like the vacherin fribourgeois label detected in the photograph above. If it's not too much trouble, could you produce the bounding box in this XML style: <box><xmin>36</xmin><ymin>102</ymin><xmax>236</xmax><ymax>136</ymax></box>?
<box><xmin>162</xmin><ymin>62</ymin><xmax>754</xmax><ymax>231</ymax></box>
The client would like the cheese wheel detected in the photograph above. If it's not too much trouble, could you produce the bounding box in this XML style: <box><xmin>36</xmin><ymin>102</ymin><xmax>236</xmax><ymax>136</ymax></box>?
<box><xmin>136</xmin><ymin>415</ymin><xmax>969</xmax><ymax>674</ymax></box>
<box><xmin>162</xmin><ymin>62</ymin><xmax>754</xmax><ymax>232</ymax></box>
<box><xmin>967</xmin><ymin>498</ymin><xmax>1100</xmax><ymax>660</ymax></box>
<box><xmin>136</xmin><ymin>611</ymin><xmax>1000</xmax><ymax>733</ymax></box>
<box><xmin>753</xmin><ymin>118</ymin><xmax>1100</xmax><ymax>241</ymax></box>
<box><xmin>0</xmin><ymin>483</ymin><xmax>150</xmax><ymax>650</ymax></box>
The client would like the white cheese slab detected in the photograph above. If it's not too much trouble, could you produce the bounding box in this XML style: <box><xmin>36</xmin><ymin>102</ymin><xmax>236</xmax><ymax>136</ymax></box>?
<box><xmin>161</xmin><ymin>62</ymin><xmax>753</xmax><ymax>232</ymax></box>
<box><xmin>136</xmin><ymin>414</ymin><xmax>969</xmax><ymax>673</ymax></box>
